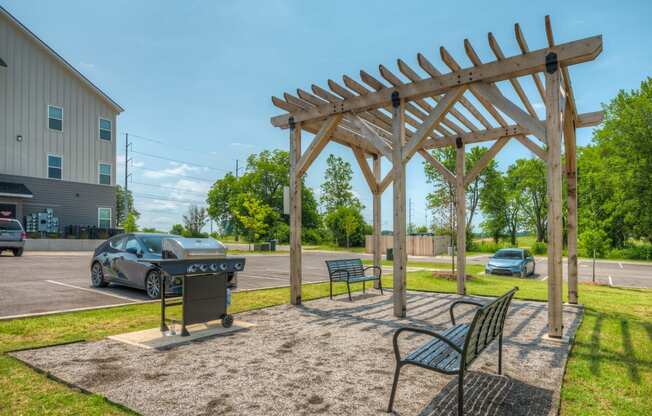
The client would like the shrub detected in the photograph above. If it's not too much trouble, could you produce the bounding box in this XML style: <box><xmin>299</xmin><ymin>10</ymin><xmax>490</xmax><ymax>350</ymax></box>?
<box><xmin>579</xmin><ymin>229</ymin><xmax>610</xmax><ymax>258</ymax></box>
<box><xmin>531</xmin><ymin>241</ymin><xmax>547</xmax><ymax>255</ymax></box>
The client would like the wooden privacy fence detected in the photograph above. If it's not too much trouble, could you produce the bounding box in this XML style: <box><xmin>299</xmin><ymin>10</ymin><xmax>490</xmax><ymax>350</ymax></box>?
<box><xmin>365</xmin><ymin>235</ymin><xmax>450</xmax><ymax>257</ymax></box>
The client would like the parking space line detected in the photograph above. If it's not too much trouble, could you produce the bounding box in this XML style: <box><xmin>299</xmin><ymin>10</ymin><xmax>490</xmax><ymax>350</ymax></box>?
<box><xmin>540</xmin><ymin>275</ymin><xmax>548</xmax><ymax>281</ymax></box>
<box><xmin>618</xmin><ymin>262</ymin><xmax>623</xmax><ymax>269</ymax></box>
<box><xmin>608</xmin><ymin>276</ymin><xmax>614</xmax><ymax>287</ymax></box>
<box><xmin>45</xmin><ymin>280</ymin><xmax>138</xmax><ymax>302</ymax></box>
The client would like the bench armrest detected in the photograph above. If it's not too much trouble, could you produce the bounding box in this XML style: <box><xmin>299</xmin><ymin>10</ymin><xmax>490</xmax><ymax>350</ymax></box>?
<box><xmin>363</xmin><ymin>265</ymin><xmax>382</xmax><ymax>278</ymax></box>
<box><xmin>392</xmin><ymin>327</ymin><xmax>462</xmax><ymax>363</ymax></box>
<box><xmin>449</xmin><ymin>300</ymin><xmax>484</xmax><ymax>325</ymax></box>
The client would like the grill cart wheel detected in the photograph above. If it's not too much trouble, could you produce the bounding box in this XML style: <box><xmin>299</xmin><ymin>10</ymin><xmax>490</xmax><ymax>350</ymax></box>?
<box><xmin>222</xmin><ymin>314</ymin><xmax>234</xmax><ymax>328</ymax></box>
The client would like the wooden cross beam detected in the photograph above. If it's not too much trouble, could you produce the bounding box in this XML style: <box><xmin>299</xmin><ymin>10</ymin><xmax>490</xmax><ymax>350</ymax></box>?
<box><xmin>296</xmin><ymin>114</ymin><xmax>342</xmax><ymax>177</ymax></box>
<box><xmin>271</xmin><ymin>35</ymin><xmax>603</xmax><ymax>128</ymax></box>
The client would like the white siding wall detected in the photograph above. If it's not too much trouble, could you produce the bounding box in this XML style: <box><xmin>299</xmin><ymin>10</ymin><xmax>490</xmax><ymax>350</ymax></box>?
<box><xmin>0</xmin><ymin>14</ymin><xmax>118</xmax><ymax>186</ymax></box>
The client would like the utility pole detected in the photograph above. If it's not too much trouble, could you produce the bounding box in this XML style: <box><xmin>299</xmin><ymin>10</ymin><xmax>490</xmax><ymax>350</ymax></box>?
<box><xmin>124</xmin><ymin>133</ymin><xmax>129</xmax><ymax>226</ymax></box>
<box><xmin>234</xmin><ymin>159</ymin><xmax>239</xmax><ymax>242</ymax></box>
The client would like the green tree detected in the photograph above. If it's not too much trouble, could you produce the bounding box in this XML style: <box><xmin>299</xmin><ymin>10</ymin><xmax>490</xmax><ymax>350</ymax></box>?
<box><xmin>183</xmin><ymin>205</ymin><xmax>208</xmax><ymax>237</ymax></box>
<box><xmin>170</xmin><ymin>224</ymin><xmax>185</xmax><ymax>235</ymax></box>
<box><xmin>123</xmin><ymin>212</ymin><xmax>139</xmax><ymax>233</ymax></box>
<box><xmin>480</xmin><ymin>172</ymin><xmax>507</xmax><ymax>243</ymax></box>
<box><xmin>507</xmin><ymin>158</ymin><xmax>547</xmax><ymax>242</ymax></box>
<box><xmin>116</xmin><ymin>185</ymin><xmax>139</xmax><ymax>226</ymax></box>
<box><xmin>206</xmin><ymin>149</ymin><xmax>322</xmax><ymax>243</ymax></box>
<box><xmin>235</xmin><ymin>196</ymin><xmax>275</xmax><ymax>243</ymax></box>
<box><xmin>320</xmin><ymin>154</ymin><xmax>361</xmax><ymax>212</ymax></box>
<box><xmin>324</xmin><ymin>206</ymin><xmax>370</xmax><ymax>247</ymax></box>
<box><xmin>424</xmin><ymin>146</ymin><xmax>498</xmax><ymax>248</ymax></box>
<box><xmin>578</xmin><ymin>78</ymin><xmax>652</xmax><ymax>247</ymax></box>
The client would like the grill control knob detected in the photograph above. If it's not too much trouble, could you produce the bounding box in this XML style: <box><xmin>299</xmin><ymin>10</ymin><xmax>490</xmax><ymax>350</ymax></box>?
<box><xmin>199</xmin><ymin>264</ymin><xmax>208</xmax><ymax>272</ymax></box>
<box><xmin>187</xmin><ymin>264</ymin><xmax>198</xmax><ymax>273</ymax></box>
<box><xmin>220</xmin><ymin>263</ymin><xmax>228</xmax><ymax>271</ymax></box>
<box><xmin>234</xmin><ymin>263</ymin><xmax>243</xmax><ymax>271</ymax></box>
<box><xmin>209</xmin><ymin>263</ymin><xmax>219</xmax><ymax>272</ymax></box>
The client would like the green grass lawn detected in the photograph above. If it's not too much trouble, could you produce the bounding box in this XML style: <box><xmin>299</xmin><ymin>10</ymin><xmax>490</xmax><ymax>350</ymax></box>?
<box><xmin>1</xmin><ymin>272</ymin><xmax>650</xmax><ymax>415</ymax></box>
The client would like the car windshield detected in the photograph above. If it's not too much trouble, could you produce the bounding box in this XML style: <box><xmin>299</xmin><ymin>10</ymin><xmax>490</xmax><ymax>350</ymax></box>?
<box><xmin>0</xmin><ymin>220</ymin><xmax>22</xmax><ymax>231</ymax></box>
<box><xmin>140</xmin><ymin>236</ymin><xmax>163</xmax><ymax>254</ymax></box>
<box><xmin>494</xmin><ymin>250</ymin><xmax>522</xmax><ymax>259</ymax></box>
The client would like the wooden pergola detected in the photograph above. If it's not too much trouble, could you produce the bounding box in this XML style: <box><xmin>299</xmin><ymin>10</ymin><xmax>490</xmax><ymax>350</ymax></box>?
<box><xmin>270</xmin><ymin>16</ymin><xmax>603</xmax><ymax>338</ymax></box>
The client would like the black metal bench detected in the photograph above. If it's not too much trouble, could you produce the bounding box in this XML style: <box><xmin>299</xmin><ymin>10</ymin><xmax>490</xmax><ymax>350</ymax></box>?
<box><xmin>387</xmin><ymin>287</ymin><xmax>518</xmax><ymax>415</ymax></box>
<box><xmin>325</xmin><ymin>258</ymin><xmax>383</xmax><ymax>301</ymax></box>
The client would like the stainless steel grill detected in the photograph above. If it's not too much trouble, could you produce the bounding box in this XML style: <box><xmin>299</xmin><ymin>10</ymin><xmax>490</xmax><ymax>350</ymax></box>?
<box><xmin>147</xmin><ymin>237</ymin><xmax>245</xmax><ymax>336</ymax></box>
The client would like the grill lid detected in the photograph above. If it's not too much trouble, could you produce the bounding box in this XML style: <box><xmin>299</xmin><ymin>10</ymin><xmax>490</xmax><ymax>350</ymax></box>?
<box><xmin>162</xmin><ymin>237</ymin><xmax>226</xmax><ymax>259</ymax></box>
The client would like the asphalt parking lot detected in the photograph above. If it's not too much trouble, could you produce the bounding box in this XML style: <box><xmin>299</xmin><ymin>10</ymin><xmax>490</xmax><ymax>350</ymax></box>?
<box><xmin>0</xmin><ymin>251</ymin><xmax>362</xmax><ymax>319</ymax></box>
<box><xmin>1</xmin><ymin>251</ymin><xmax>651</xmax><ymax>319</ymax></box>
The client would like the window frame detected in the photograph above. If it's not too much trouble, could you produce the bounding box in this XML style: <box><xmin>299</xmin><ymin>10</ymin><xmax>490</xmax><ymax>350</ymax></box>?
<box><xmin>98</xmin><ymin>162</ymin><xmax>112</xmax><ymax>186</ymax></box>
<box><xmin>98</xmin><ymin>207</ymin><xmax>112</xmax><ymax>229</ymax></box>
<box><xmin>47</xmin><ymin>153</ymin><xmax>63</xmax><ymax>180</ymax></box>
<box><xmin>47</xmin><ymin>105</ymin><xmax>64</xmax><ymax>132</ymax></box>
<box><xmin>99</xmin><ymin>117</ymin><xmax>112</xmax><ymax>141</ymax></box>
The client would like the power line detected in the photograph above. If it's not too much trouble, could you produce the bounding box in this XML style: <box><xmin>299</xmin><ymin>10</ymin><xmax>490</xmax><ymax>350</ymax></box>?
<box><xmin>130</xmin><ymin>150</ymin><xmax>230</xmax><ymax>172</ymax></box>
<box><xmin>133</xmin><ymin>193</ymin><xmax>206</xmax><ymax>205</ymax></box>
<box><xmin>130</xmin><ymin>181</ymin><xmax>208</xmax><ymax>195</ymax></box>
<box><xmin>131</xmin><ymin>167</ymin><xmax>217</xmax><ymax>183</ymax></box>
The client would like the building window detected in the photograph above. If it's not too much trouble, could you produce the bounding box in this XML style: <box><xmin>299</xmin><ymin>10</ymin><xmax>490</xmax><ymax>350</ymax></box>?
<box><xmin>99</xmin><ymin>163</ymin><xmax>112</xmax><ymax>185</ymax></box>
<box><xmin>48</xmin><ymin>105</ymin><xmax>63</xmax><ymax>131</ymax></box>
<box><xmin>99</xmin><ymin>118</ymin><xmax>112</xmax><ymax>141</ymax></box>
<box><xmin>47</xmin><ymin>155</ymin><xmax>62</xmax><ymax>179</ymax></box>
<box><xmin>98</xmin><ymin>207</ymin><xmax>112</xmax><ymax>228</ymax></box>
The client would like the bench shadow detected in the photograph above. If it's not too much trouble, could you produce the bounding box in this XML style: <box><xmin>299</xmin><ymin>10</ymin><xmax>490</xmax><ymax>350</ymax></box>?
<box><xmin>412</xmin><ymin>371</ymin><xmax>553</xmax><ymax>416</ymax></box>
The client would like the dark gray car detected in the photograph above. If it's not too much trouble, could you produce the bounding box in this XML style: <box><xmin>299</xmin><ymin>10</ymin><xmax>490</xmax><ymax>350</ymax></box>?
<box><xmin>90</xmin><ymin>233</ymin><xmax>180</xmax><ymax>299</ymax></box>
<box><xmin>0</xmin><ymin>218</ymin><xmax>26</xmax><ymax>256</ymax></box>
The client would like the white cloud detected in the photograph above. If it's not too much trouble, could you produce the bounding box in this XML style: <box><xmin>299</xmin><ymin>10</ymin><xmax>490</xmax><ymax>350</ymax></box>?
<box><xmin>143</xmin><ymin>162</ymin><xmax>200</xmax><ymax>179</ymax></box>
<box><xmin>230</xmin><ymin>142</ymin><xmax>254</xmax><ymax>148</ymax></box>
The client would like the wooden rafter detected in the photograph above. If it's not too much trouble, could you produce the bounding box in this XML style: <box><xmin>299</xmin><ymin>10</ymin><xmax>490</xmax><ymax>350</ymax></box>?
<box><xmin>271</xmin><ymin>35</ymin><xmax>602</xmax><ymax>128</ymax></box>
<box><xmin>403</xmin><ymin>86</ymin><xmax>466</xmax><ymax>163</ymax></box>
<box><xmin>515</xmin><ymin>135</ymin><xmax>547</xmax><ymax>160</ymax></box>
<box><xmin>352</xmin><ymin>146</ymin><xmax>378</xmax><ymax>193</ymax></box>
<box><xmin>515</xmin><ymin>23</ymin><xmax>546</xmax><ymax>102</ymax></box>
<box><xmin>465</xmin><ymin>137</ymin><xmax>510</xmax><ymax>184</ymax></box>
<box><xmin>296</xmin><ymin>114</ymin><xmax>342</xmax><ymax>177</ymax></box>
<box><xmin>472</xmin><ymin>82</ymin><xmax>547</xmax><ymax>143</ymax></box>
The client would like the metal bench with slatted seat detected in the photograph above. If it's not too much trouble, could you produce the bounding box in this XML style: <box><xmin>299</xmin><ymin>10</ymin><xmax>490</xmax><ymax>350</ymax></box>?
<box><xmin>325</xmin><ymin>258</ymin><xmax>383</xmax><ymax>301</ymax></box>
<box><xmin>387</xmin><ymin>287</ymin><xmax>518</xmax><ymax>415</ymax></box>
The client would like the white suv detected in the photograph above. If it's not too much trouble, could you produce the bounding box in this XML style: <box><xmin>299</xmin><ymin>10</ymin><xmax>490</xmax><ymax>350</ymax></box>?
<box><xmin>0</xmin><ymin>218</ymin><xmax>26</xmax><ymax>256</ymax></box>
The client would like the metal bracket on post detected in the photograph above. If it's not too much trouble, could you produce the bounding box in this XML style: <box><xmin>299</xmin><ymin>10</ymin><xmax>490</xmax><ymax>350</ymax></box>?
<box><xmin>288</xmin><ymin>116</ymin><xmax>296</xmax><ymax>130</ymax></box>
<box><xmin>455</xmin><ymin>137</ymin><xmax>463</xmax><ymax>149</ymax></box>
<box><xmin>391</xmin><ymin>91</ymin><xmax>400</xmax><ymax>108</ymax></box>
<box><xmin>545</xmin><ymin>52</ymin><xmax>558</xmax><ymax>74</ymax></box>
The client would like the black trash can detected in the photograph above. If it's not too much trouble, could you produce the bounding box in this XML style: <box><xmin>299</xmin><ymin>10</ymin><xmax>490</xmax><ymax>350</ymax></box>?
<box><xmin>269</xmin><ymin>239</ymin><xmax>278</xmax><ymax>251</ymax></box>
<box><xmin>386</xmin><ymin>247</ymin><xmax>394</xmax><ymax>261</ymax></box>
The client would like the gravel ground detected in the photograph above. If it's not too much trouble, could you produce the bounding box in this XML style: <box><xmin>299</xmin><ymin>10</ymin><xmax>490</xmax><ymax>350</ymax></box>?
<box><xmin>12</xmin><ymin>291</ymin><xmax>582</xmax><ymax>416</ymax></box>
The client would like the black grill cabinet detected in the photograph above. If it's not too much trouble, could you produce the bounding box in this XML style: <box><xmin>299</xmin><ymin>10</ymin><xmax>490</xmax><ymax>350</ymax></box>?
<box><xmin>148</xmin><ymin>237</ymin><xmax>245</xmax><ymax>336</ymax></box>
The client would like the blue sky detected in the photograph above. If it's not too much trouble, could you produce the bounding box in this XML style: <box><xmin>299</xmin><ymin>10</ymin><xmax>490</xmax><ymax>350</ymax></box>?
<box><xmin>3</xmin><ymin>0</ymin><xmax>651</xmax><ymax>232</ymax></box>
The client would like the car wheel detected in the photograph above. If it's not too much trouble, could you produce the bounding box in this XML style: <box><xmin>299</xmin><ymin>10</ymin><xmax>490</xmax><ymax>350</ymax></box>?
<box><xmin>145</xmin><ymin>270</ymin><xmax>162</xmax><ymax>299</ymax></box>
<box><xmin>13</xmin><ymin>248</ymin><xmax>23</xmax><ymax>257</ymax></box>
<box><xmin>91</xmin><ymin>262</ymin><xmax>108</xmax><ymax>287</ymax></box>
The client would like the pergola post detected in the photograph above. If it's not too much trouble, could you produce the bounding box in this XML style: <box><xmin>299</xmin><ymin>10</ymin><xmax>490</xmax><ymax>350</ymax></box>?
<box><xmin>545</xmin><ymin>54</ymin><xmax>564</xmax><ymax>337</ymax></box>
<box><xmin>289</xmin><ymin>117</ymin><xmax>302</xmax><ymax>305</ymax></box>
<box><xmin>372</xmin><ymin>154</ymin><xmax>382</xmax><ymax>290</ymax></box>
<box><xmin>564</xmin><ymin>102</ymin><xmax>579</xmax><ymax>305</ymax></box>
<box><xmin>391</xmin><ymin>92</ymin><xmax>407</xmax><ymax>318</ymax></box>
<box><xmin>455</xmin><ymin>138</ymin><xmax>466</xmax><ymax>295</ymax></box>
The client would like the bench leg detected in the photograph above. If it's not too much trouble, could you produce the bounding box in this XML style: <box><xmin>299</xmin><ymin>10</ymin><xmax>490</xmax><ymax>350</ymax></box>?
<box><xmin>378</xmin><ymin>277</ymin><xmax>384</xmax><ymax>295</ymax></box>
<box><xmin>458</xmin><ymin>372</ymin><xmax>464</xmax><ymax>416</ymax></box>
<box><xmin>387</xmin><ymin>363</ymin><xmax>402</xmax><ymax>413</ymax></box>
<box><xmin>498</xmin><ymin>333</ymin><xmax>503</xmax><ymax>375</ymax></box>
<box><xmin>363</xmin><ymin>281</ymin><xmax>366</xmax><ymax>294</ymax></box>
<box><xmin>329</xmin><ymin>280</ymin><xmax>333</xmax><ymax>300</ymax></box>
<box><xmin>346</xmin><ymin>281</ymin><xmax>352</xmax><ymax>301</ymax></box>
